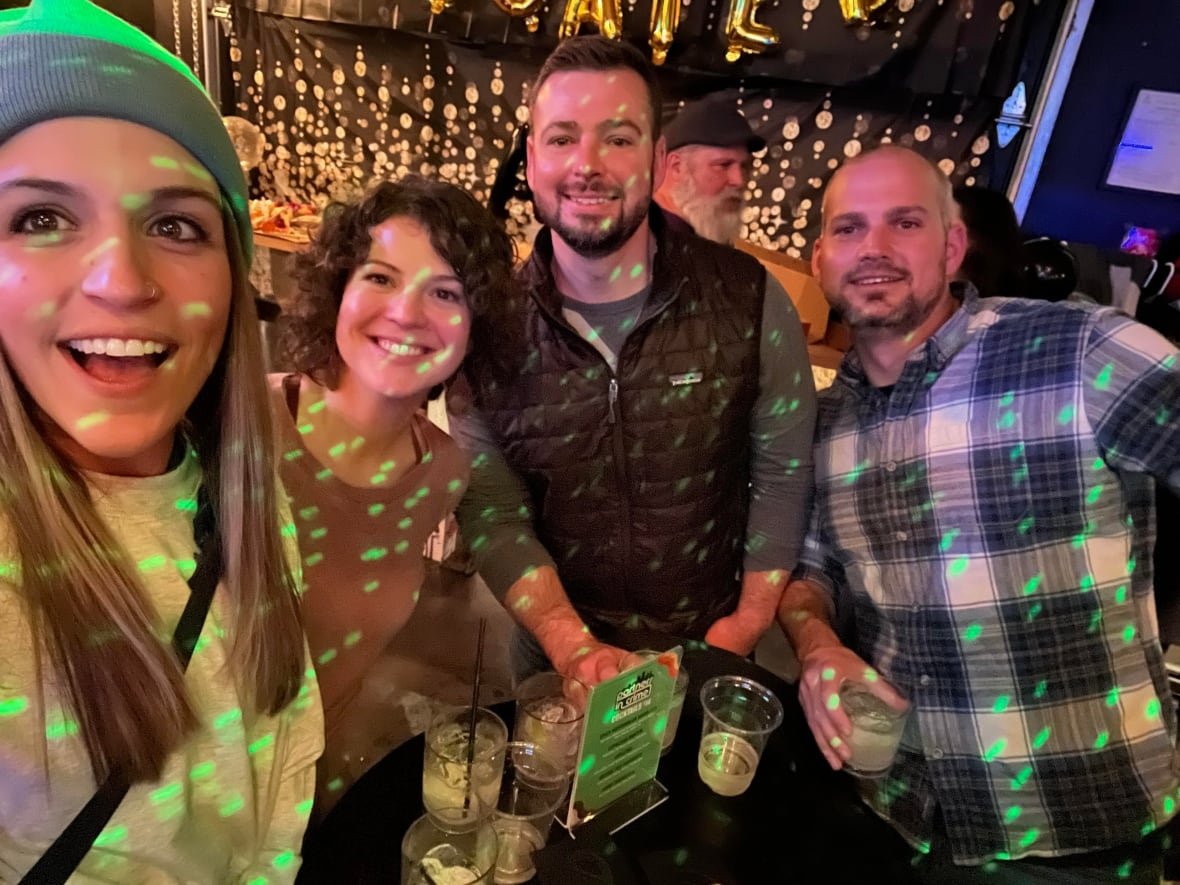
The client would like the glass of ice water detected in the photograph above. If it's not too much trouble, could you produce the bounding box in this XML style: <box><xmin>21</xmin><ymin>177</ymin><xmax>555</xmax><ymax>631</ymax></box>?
<box><xmin>513</xmin><ymin>672</ymin><xmax>588</xmax><ymax>775</ymax></box>
<box><xmin>697</xmin><ymin>675</ymin><xmax>783</xmax><ymax>797</ymax></box>
<box><xmin>423</xmin><ymin>707</ymin><xmax>508</xmax><ymax>823</ymax></box>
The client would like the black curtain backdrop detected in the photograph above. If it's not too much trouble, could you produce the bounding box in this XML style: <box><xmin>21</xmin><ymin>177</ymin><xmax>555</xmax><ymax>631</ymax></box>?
<box><xmin>227</xmin><ymin>0</ymin><xmax>1058</xmax><ymax>253</ymax></box>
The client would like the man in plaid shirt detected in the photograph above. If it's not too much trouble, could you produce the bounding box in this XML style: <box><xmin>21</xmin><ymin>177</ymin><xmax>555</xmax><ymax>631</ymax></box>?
<box><xmin>779</xmin><ymin>146</ymin><xmax>1180</xmax><ymax>881</ymax></box>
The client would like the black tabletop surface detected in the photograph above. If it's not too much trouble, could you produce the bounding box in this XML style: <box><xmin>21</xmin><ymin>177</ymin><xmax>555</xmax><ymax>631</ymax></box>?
<box><xmin>297</xmin><ymin>643</ymin><xmax>925</xmax><ymax>883</ymax></box>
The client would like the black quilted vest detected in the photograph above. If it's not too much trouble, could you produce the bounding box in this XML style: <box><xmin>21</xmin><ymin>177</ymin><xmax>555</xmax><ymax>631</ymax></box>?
<box><xmin>478</xmin><ymin>210</ymin><xmax>765</xmax><ymax>638</ymax></box>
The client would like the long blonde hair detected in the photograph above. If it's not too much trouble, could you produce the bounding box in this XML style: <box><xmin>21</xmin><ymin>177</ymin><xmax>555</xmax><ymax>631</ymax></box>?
<box><xmin>0</xmin><ymin>222</ymin><xmax>306</xmax><ymax>784</ymax></box>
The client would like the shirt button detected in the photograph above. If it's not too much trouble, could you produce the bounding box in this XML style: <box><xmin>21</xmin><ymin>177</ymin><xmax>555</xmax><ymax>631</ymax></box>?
<box><xmin>919</xmin><ymin>674</ymin><xmax>931</xmax><ymax>686</ymax></box>
<box><xmin>895</xmin><ymin>530</ymin><xmax>908</xmax><ymax>541</ymax></box>
<box><xmin>931</xmin><ymin>748</ymin><xmax>944</xmax><ymax>760</ymax></box>
<box><xmin>910</xmin><ymin>604</ymin><xmax>921</xmax><ymax>614</ymax></box>
<box><xmin>885</xmin><ymin>461</ymin><xmax>898</xmax><ymax>472</ymax></box>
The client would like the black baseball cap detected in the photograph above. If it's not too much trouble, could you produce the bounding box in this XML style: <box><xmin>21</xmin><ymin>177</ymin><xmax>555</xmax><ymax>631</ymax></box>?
<box><xmin>663</xmin><ymin>100</ymin><xmax>766</xmax><ymax>153</ymax></box>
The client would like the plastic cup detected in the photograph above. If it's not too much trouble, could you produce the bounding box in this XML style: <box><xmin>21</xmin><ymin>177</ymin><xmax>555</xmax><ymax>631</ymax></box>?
<box><xmin>490</xmin><ymin>742</ymin><xmax>570</xmax><ymax>884</ymax></box>
<box><xmin>423</xmin><ymin>707</ymin><xmax>508</xmax><ymax>823</ymax></box>
<box><xmin>839</xmin><ymin>682</ymin><xmax>908</xmax><ymax>777</ymax></box>
<box><xmin>513</xmin><ymin>672</ymin><xmax>587</xmax><ymax>774</ymax></box>
<box><xmin>401</xmin><ymin>810</ymin><xmax>498</xmax><ymax>885</ymax></box>
<box><xmin>697</xmin><ymin>675</ymin><xmax>784</xmax><ymax>797</ymax></box>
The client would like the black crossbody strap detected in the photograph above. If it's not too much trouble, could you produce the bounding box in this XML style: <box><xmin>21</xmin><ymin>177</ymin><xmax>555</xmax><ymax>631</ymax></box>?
<box><xmin>20</xmin><ymin>488</ymin><xmax>222</xmax><ymax>885</ymax></box>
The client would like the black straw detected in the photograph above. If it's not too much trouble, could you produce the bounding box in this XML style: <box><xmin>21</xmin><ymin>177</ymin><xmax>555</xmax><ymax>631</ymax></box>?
<box><xmin>464</xmin><ymin>618</ymin><xmax>488</xmax><ymax>812</ymax></box>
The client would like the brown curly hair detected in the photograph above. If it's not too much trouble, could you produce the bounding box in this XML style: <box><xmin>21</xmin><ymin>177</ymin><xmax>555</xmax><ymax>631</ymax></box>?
<box><xmin>280</xmin><ymin>175</ymin><xmax>515</xmax><ymax>393</ymax></box>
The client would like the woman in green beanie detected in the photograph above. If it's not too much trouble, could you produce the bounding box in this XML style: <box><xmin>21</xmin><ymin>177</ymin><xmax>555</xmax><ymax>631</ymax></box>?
<box><xmin>0</xmin><ymin>0</ymin><xmax>322</xmax><ymax>881</ymax></box>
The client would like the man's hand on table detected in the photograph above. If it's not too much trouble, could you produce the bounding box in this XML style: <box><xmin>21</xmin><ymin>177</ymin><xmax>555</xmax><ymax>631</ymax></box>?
<box><xmin>797</xmin><ymin>642</ymin><xmax>908</xmax><ymax>770</ymax></box>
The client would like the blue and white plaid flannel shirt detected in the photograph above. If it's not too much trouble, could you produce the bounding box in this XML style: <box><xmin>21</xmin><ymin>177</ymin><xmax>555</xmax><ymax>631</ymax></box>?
<box><xmin>794</xmin><ymin>287</ymin><xmax>1180</xmax><ymax>864</ymax></box>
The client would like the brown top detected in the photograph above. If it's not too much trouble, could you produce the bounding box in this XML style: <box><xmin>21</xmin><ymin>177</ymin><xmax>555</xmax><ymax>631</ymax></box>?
<box><xmin>269</xmin><ymin>375</ymin><xmax>469</xmax><ymax>801</ymax></box>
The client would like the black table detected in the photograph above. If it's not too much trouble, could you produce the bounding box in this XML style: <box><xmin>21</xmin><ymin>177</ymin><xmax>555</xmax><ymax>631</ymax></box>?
<box><xmin>298</xmin><ymin>643</ymin><xmax>922</xmax><ymax>883</ymax></box>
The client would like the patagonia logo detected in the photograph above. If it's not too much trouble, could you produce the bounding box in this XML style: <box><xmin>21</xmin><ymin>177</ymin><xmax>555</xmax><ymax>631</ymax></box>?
<box><xmin>669</xmin><ymin>371</ymin><xmax>703</xmax><ymax>387</ymax></box>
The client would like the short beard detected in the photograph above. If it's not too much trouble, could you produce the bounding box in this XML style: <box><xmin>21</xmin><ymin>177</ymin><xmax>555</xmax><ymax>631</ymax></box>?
<box><xmin>670</xmin><ymin>178</ymin><xmax>743</xmax><ymax>245</ymax></box>
<box><xmin>534</xmin><ymin>193</ymin><xmax>651</xmax><ymax>259</ymax></box>
<box><xmin>829</xmin><ymin>267</ymin><xmax>949</xmax><ymax>335</ymax></box>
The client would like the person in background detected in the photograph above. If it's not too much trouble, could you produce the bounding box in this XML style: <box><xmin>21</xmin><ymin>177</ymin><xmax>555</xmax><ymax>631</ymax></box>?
<box><xmin>450</xmin><ymin>36</ymin><xmax>816</xmax><ymax>686</ymax></box>
<box><xmin>274</xmin><ymin>176</ymin><xmax>514</xmax><ymax>809</ymax></box>
<box><xmin>0</xmin><ymin>0</ymin><xmax>322</xmax><ymax>879</ymax></box>
<box><xmin>952</xmin><ymin>185</ymin><xmax>1025</xmax><ymax>299</ymax></box>
<box><xmin>779</xmin><ymin>145</ymin><xmax>1179</xmax><ymax>882</ymax></box>
<box><xmin>652</xmin><ymin>97</ymin><xmax>765</xmax><ymax>245</ymax></box>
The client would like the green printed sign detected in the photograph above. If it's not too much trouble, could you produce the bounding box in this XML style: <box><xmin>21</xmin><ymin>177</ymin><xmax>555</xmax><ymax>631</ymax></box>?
<box><xmin>565</xmin><ymin>648</ymin><xmax>680</xmax><ymax>829</ymax></box>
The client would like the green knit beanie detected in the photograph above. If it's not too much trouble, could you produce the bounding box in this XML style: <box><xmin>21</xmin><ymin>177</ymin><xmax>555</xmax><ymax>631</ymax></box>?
<box><xmin>0</xmin><ymin>0</ymin><xmax>253</xmax><ymax>262</ymax></box>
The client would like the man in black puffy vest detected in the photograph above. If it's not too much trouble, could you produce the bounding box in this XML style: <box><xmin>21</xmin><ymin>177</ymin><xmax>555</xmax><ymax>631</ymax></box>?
<box><xmin>450</xmin><ymin>36</ymin><xmax>816</xmax><ymax>685</ymax></box>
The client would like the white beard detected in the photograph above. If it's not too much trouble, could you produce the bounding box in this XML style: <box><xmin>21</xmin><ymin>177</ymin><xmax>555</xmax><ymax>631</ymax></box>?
<box><xmin>669</xmin><ymin>179</ymin><xmax>744</xmax><ymax>245</ymax></box>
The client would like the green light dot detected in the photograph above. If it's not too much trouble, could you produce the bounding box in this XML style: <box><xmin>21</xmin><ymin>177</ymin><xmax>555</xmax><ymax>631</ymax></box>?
<box><xmin>1057</xmin><ymin>404</ymin><xmax>1076</xmax><ymax>425</ymax></box>
<box><xmin>1093</xmin><ymin>362</ymin><xmax>1113</xmax><ymax>390</ymax></box>
<box><xmin>174</xmin><ymin>497</ymin><xmax>197</xmax><ymax>512</ymax></box>
<box><xmin>983</xmin><ymin>738</ymin><xmax>1007</xmax><ymax>762</ymax></box>
<box><xmin>1106</xmin><ymin>687</ymin><xmax>1120</xmax><ymax>707</ymax></box>
<box><xmin>369</xmin><ymin>503</ymin><xmax>385</xmax><ymax>517</ymax></box>
<box><xmin>137</xmin><ymin>554</ymin><xmax>167</xmax><ymax>572</ymax></box>
<box><xmin>1034</xmin><ymin>680</ymin><xmax>1047</xmax><ymax>699</ymax></box>
<box><xmin>992</xmin><ymin>695</ymin><xmax>1010</xmax><ymax>713</ymax></box>
<box><xmin>219</xmin><ymin>795</ymin><xmax>244</xmax><ymax>817</ymax></box>
<box><xmin>947</xmin><ymin>556</ymin><xmax>969</xmax><ymax>578</ymax></box>
<box><xmin>76</xmin><ymin>411</ymin><xmax>110</xmax><ymax>431</ymax></box>
<box><xmin>93</xmin><ymin>825</ymin><xmax>127</xmax><ymax>847</ymax></box>
<box><xmin>361</xmin><ymin>547</ymin><xmax>388</xmax><ymax>562</ymax></box>
<box><xmin>150</xmin><ymin>783</ymin><xmax>182</xmax><ymax>804</ymax></box>
<box><xmin>1018</xmin><ymin>828</ymin><xmax>1040</xmax><ymax>849</ymax></box>
<box><xmin>1146</xmin><ymin>698</ymin><xmax>1161</xmax><ymax>719</ymax></box>
<box><xmin>447</xmin><ymin>478</ymin><xmax>462</xmax><ymax>492</ymax></box>
<box><xmin>1079</xmin><ymin>575</ymin><xmax>1094</xmax><ymax>592</ymax></box>
<box><xmin>273</xmin><ymin>850</ymin><xmax>296</xmax><ymax>870</ymax></box>
<box><xmin>1123</xmin><ymin>624</ymin><xmax>1136</xmax><ymax>643</ymax></box>
<box><xmin>963</xmin><ymin>623</ymin><xmax>982</xmax><ymax>642</ymax></box>
<box><xmin>296</xmin><ymin>798</ymin><xmax>314</xmax><ymax>816</ymax></box>
<box><xmin>343</xmin><ymin>630</ymin><xmax>362</xmax><ymax>648</ymax></box>
<box><xmin>1093</xmin><ymin>730</ymin><xmax>1110</xmax><ymax>750</ymax></box>
<box><xmin>395</xmin><ymin>540</ymin><xmax>410</xmax><ymax>554</ymax></box>
<box><xmin>248</xmin><ymin>734</ymin><xmax>274</xmax><ymax>755</ymax></box>
<box><xmin>939</xmin><ymin>529</ymin><xmax>960</xmax><ymax>552</ymax></box>
<box><xmin>309</xmin><ymin>527</ymin><xmax>327</xmax><ymax>540</ymax></box>
<box><xmin>1032</xmin><ymin>727</ymin><xmax>1050</xmax><ymax>750</ymax></box>
<box><xmin>328</xmin><ymin>442</ymin><xmax>346</xmax><ymax>458</ymax></box>
<box><xmin>1004</xmin><ymin>805</ymin><xmax>1022</xmax><ymax>823</ymax></box>
<box><xmin>363</xmin><ymin>579</ymin><xmax>379</xmax><ymax>593</ymax></box>
<box><xmin>821</xmin><ymin>667</ymin><xmax>836</xmax><ymax>681</ymax></box>
<box><xmin>150</xmin><ymin>155</ymin><xmax>179</xmax><ymax>169</ymax></box>
<box><xmin>1086</xmin><ymin>485</ymin><xmax>1103</xmax><ymax>504</ymax></box>
<box><xmin>214</xmin><ymin>708</ymin><xmax>242</xmax><ymax>730</ymax></box>
<box><xmin>46</xmin><ymin>717</ymin><xmax>79</xmax><ymax>740</ymax></box>
<box><xmin>308</xmin><ymin>399</ymin><xmax>326</xmax><ymax>414</ymax></box>
<box><xmin>304</xmin><ymin>552</ymin><xmax>323</xmax><ymax>567</ymax></box>
<box><xmin>863</xmin><ymin>669</ymin><xmax>878</xmax><ymax>682</ymax></box>
<box><xmin>398</xmin><ymin>517</ymin><xmax>412</xmax><ymax>529</ymax></box>
<box><xmin>826</xmin><ymin>693</ymin><xmax>840</xmax><ymax>711</ymax></box>
<box><xmin>190</xmin><ymin>761</ymin><xmax>215</xmax><ymax>780</ymax></box>
<box><xmin>181</xmin><ymin>302</ymin><xmax>212</xmax><ymax>319</ymax></box>
<box><xmin>578</xmin><ymin>755</ymin><xmax>596</xmax><ymax>776</ymax></box>
<box><xmin>1022</xmin><ymin>574</ymin><xmax>1043</xmax><ymax>596</ymax></box>
<box><xmin>318</xmin><ymin>648</ymin><xmax>337</xmax><ymax>665</ymax></box>
<box><xmin>1115</xmin><ymin>585</ymin><xmax>1128</xmax><ymax>604</ymax></box>
<box><xmin>996</xmin><ymin>411</ymin><xmax>1015</xmax><ymax>430</ymax></box>
<box><xmin>1165</xmin><ymin>796</ymin><xmax>1176</xmax><ymax>816</ymax></box>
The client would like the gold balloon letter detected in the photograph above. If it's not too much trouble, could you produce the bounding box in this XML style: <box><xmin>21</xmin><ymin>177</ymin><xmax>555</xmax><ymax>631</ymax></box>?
<box><xmin>723</xmin><ymin>0</ymin><xmax>780</xmax><ymax>62</ymax></box>
<box><xmin>840</xmin><ymin>0</ymin><xmax>892</xmax><ymax>24</ymax></box>
<box><xmin>493</xmin><ymin>0</ymin><xmax>545</xmax><ymax>32</ymax></box>
<box><xmin>559</xmin><ymin>0</ymin><xmax>623</xmax><ymax>40</ymax></box>
<box><xmin>649</xmin><ymin>0</ymin><xmax>681</xmax><ymax>65</ymax></box>
<box><xmin>839</xmin><ymin>0</ymin><xmax>892</xmax><ymax>25</ymax></box>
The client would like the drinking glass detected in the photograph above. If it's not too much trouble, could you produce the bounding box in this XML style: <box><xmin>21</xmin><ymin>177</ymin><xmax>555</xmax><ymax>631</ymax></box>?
<box><xmin>423</xmin><ymin>707</ymin><xmax>508</xmax><ymax>822</ymax></box>
<box><xmin>401</xmin><ymin>810</ymin><xmax>498</xmax><ymax>885</ymax></box>
<box><xmin>697</xmin><ymin>675</ymin><xmax>783</xmax><ymax>797</ymax></box>
<box><xmin>513</xmin><ymin>672</ymin><xmax>587</xmax><ymax>774</ymax></box>
<box><xmin>490</xmin><ymin>742</ymin><xmax>570</xmax><ymax>884</ymax></box>
<box><xmin>839</xmin><ymin>682</ymin><xmax>909</xmax><ymax>777</ymax></box>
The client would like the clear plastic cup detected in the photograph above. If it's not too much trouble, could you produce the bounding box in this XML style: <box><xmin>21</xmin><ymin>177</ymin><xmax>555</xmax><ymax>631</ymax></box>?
<box><xmin>697</xmin><ymin>675</ymin><xmax>784</xmax><ymax>797</ymax></box>
<box><xmin>490</xmin><ymin>742</ymin><xmax>570</xmax><ymax>884</ymax></box>
<box><xmin>513</xmin><ymin>672</ymin><xmax>588</xmax><ymax>774</ymax></box>
<box><xmin>423</xmin><ymin>707</ymin><xmax>508</xmax><ymax>823</ymax></box>
<box><xmin>839</xmin><ymin>682</ymin><xmax>909</xmax><ymax>777</ymax></box>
